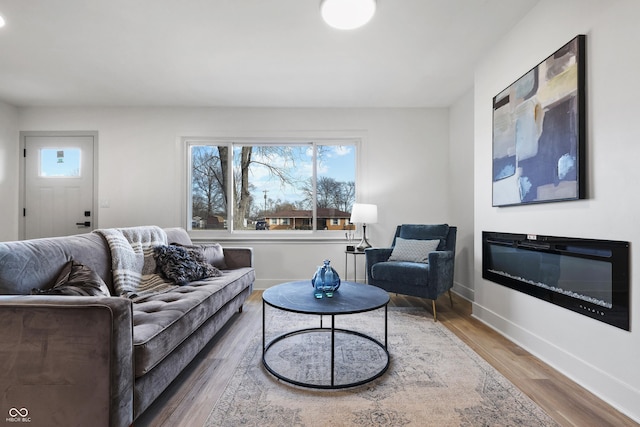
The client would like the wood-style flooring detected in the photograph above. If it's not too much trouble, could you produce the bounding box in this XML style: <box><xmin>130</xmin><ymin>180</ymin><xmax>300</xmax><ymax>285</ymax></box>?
<box><xmin>135</xmin><ymin>291</ymin><xmax>638</xmax><ymax>427</ymax></box>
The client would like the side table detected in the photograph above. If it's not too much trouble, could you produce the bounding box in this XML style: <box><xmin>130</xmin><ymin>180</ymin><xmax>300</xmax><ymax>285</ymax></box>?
<box><xmin>344</xmin><ymin>250</ymin><xmax>367</xmax><ymax>283</ymax></box>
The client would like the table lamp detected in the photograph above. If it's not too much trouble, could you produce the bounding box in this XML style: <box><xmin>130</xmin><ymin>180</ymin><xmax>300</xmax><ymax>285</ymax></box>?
<box><xmin>350</xmin><ymin>203</ymin><xmax>378</xmax><ymax>251</ymax></box>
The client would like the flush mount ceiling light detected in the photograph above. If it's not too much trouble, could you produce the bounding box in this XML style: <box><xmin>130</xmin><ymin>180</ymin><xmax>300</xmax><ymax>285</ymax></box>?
<box><xmin>0</xmin><ymin>14</ymin><xmax>5</xmax><ymax>28</ymax></box>
<box><xmin>320</xmin><ymin>0</ymin><xmax>376</xmax><ymax>30</ymax></box>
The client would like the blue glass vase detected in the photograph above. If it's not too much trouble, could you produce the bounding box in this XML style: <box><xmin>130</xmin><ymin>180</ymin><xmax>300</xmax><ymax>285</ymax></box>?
<box><xmin>311</xmin><ymin>259</ymin><xmax>341</xmax><ymax>298</ymax></box>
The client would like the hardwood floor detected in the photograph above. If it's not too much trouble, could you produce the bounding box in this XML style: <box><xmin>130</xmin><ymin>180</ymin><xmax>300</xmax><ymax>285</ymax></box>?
<box><xmin>135</xmin><ymin>290</ymin><xmax>638</xmax><ymax>427</ymax></box>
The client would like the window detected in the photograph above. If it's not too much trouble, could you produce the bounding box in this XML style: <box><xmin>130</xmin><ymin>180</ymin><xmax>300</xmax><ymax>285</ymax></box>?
<box><xmin>187</xmin><ymin>139</ymin><xmax>357</xmax><ymax>234</ymax></box>
<box><xmin>39</xmin><ymin>148</ymin><xmax>81</xmax><ymax>177</ymax></box>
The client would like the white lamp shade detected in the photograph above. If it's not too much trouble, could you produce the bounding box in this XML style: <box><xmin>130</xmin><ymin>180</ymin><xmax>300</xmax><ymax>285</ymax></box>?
<box><xmin>350</xmin><ymin>203</ymin><xmax>378</xmax><ymax>224</ymax></box>
<box><xmin>320</xmin><ymin>0</ymin><xmax>376</xmax><ymax>30</ymax></box>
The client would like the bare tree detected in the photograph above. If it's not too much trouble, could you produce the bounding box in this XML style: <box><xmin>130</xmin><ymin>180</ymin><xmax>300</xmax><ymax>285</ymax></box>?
<box><xmin>302</xmin><ymin>177</ymin><xmax>355</xmax><ymax>212</ymax></box>
<box><xmin>337</xmin><ymin>181</ymin><xmax>355</xmax><ymax>212</ymax></box>
<box><xmin>233</xmin><ymin>147</ymin><xmax>253</xmax><ymax>229</ymax></box>
<box><xmin>191</xmin><ymin>146</ymin><xmax>227</xmax><ymax>221</ymax></box>
<box><xmin>193</xmin><ymin>145</ymin><xmax>300</xmax><ymax>229</ymax></box>
<box><xmin>316</xmin><ymin>176</ymin><xmax>342</xmax><ymax>208</ymax></box>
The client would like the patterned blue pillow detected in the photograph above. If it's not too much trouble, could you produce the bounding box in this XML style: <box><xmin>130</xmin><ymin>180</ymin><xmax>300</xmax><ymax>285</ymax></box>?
<box><xmin>388</xmin><ymin>238</ymin><xmax>440</xmax><ymax>263</ymax></box>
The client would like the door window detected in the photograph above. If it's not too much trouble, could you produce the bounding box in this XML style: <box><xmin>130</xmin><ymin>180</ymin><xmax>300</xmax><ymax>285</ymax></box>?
<box><xmin>40</xmin><ymin>148</ymin><xmax>82</xmax><ymax>178</ymax></box>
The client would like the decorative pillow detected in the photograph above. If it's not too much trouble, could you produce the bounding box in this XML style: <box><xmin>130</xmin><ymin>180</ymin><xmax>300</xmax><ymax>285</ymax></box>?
<box><xmin>171</xmin><ymin>242</ymin><xmax>227</xmax><ymax>269</ymax></box>
<box><xmin>31</xmin><ymin>260</ymin><xmax>111</xmax><ymax>297</ymax></box>
<box><xmin>388</xmin><ymin>238</ymin><xmax>440</xmax><ymax>264</ymax></box>
<box><xmin>154</xmin><ymin>245</ymin><xmax>222</xmax><ymax>285</ymax></box>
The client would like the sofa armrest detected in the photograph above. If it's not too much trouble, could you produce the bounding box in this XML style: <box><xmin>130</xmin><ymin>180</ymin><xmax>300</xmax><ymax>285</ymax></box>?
<box><xmin>365</xmin><ymin>248</ymin><xmax>393</xmax><ymax>282</ymax></box>
<box><xmin>223</xmin><ymin>247</ymin><xmax>253</xmax><ymax>269</ymax></box>
<box><xmin>427</xmin><ymin>250</ymin><xmax>455</xmax><ymax>294</ymax></box>
<box><xmin>0</xmin><ymin>296</ymin><xmax>134</xmax><ymax>427</ymax></box>
<box><xmin>365</xmin><ymin>247</ymin><xmax>393</xmax><ymax>264</ymax></box>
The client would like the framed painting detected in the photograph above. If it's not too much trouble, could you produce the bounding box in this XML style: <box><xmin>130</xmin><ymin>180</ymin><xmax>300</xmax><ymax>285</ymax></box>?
<box><xmin>492</xmin><ymin>35</ymin><xmax>586</xmax><ymax>207</ymax></box>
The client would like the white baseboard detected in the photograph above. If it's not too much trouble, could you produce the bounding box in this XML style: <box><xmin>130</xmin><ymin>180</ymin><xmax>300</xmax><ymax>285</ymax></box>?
<box><xmin>472</xmin><ymin>302</ymin><xmax>640</xmax><ymax>424</ymax></box>
<box><xmin>452</xmin><ymin>281</ymin><xmax>474</xmax><ymax>302</ymax></box>
<box><xmin>253</xmin><ymin>278</ymin><xmax>305</xmax><ymax>290</ymax></box>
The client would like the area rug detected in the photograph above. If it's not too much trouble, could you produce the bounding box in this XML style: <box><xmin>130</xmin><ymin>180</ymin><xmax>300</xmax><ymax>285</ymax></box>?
<box><xmin>204</xmin><ymin>308</ymin><xmax>558</xmax><ymax>426</ymax></box>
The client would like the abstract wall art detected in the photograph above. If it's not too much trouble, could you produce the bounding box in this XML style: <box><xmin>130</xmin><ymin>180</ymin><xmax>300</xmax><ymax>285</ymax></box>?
<box><xmin>492</xmin><ymin>35</ymin><xmax>586</xmax><ymax>207</ymax></box>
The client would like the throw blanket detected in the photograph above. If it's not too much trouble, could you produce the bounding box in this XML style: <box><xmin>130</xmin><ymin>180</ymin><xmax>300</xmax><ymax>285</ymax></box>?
<box><xmin>98</xmin><ymin>226</ymin><xmax>177</xmax><ymax>299</ymax></box>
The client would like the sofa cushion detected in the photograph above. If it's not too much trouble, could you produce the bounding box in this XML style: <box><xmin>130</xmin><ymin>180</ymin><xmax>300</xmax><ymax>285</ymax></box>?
<box><xmin>371</xmin><ymin>261</ymin><xmax>429</xmax><ymax>287</ymax></box>
<box><xmin>154</xmin><ymin>245</ymin><xmax>221</xmax><ymax>285</ymax></box>
<box><xmin>388</xmin><ymin>238</ymin><xmax>440</xmax><ymax>263</ymax></box>
<box><xmin>31</xmin><ymin>260</ymin><xmax>111</xmax><ymax>297</ymax></box>
<box><xmin>131</xmin><ymin>267</ymin><xmax>255</xmax><ymax>377</ymax></box>
<box><xmin>164</xmin><ymin>227</ymin><xmax>193</xmax><ymax>246</ymax></box>
<box><xmin>0</xmin><ymin>232</ymin><xmax>113</xmax><ymax>295</ymax></box>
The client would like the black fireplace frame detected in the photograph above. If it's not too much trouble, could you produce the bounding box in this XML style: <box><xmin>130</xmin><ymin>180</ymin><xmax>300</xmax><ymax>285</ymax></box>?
<box><xmin>482</xmin><ymin>231</ymin><xmax>630</xmax><ymax>330</ymax></box>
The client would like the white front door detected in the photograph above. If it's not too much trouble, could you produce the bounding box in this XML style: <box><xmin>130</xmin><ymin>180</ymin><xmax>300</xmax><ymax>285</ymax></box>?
<box><xmin>23</xmin><ymin>133</ymin><xmax>97</xmax><ymax>239</ymax></box>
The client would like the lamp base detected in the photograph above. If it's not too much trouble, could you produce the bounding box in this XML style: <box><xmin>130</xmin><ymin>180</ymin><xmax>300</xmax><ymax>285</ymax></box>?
<box><xmin>356</xmin><ymin>238</ymin><xmax>371</xmax><ymax>252</ymax></box>
<box><xmin>356</xmin><ymin>224</ymin><xmax>371</xmax><ymax>251</ymax></box>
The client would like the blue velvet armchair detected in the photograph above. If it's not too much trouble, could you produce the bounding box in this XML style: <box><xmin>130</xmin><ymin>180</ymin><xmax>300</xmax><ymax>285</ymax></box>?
<box><xmin>365</xmin><ymin>224</ymin><xmax>457</xmax><ymax>321</ymax></box>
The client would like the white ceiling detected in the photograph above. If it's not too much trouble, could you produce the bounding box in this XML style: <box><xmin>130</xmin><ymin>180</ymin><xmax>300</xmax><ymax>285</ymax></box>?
<box><xmin>0</xmin><ymin>0</ymin><xmax>539</xmax><ymax>108</ymax></box>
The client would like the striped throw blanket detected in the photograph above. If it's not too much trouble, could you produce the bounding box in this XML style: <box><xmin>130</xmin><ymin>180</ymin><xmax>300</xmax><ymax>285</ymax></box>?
<box><xmin>98</xmin><ymin>226</ymin><xmax>177</xmax><ymax>299</ymax></box>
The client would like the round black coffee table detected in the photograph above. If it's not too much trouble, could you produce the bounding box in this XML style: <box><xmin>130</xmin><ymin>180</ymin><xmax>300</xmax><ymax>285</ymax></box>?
<box><xmin>262</xmin><ymin>280</ymin><xmax>390</xmax><ymax>389</ymax></box>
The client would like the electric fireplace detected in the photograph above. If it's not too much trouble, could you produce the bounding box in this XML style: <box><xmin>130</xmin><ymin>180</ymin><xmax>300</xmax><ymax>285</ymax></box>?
<box><xmin>482</xmin><ymin>231</ymin><xmax>630</xmax><ymax>330</ymax></box>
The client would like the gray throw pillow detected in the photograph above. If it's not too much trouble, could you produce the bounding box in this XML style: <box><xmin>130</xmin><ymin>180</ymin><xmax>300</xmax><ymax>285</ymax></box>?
<box><xmin>388</xmin><ymin>238</ymin><xmax>440</xmax><ymax>263</ymax></box>
<box><xmin>31</xmin><ymin>260</ymin><xmax>111</xmax><ymax>297</ymax></box>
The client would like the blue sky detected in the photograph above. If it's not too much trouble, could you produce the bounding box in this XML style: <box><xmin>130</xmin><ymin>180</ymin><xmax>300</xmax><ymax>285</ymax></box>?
<box><xmin>247</xmin><ymin>144</ymin><xmax>355</xmax><ymax>207</ymax></box>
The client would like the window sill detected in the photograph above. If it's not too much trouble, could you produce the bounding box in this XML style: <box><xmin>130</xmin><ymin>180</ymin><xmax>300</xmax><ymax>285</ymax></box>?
<box><xmin>189</xmin><ymin>230</ymin><xmax>354</xmax><ymax>245</ymax></box>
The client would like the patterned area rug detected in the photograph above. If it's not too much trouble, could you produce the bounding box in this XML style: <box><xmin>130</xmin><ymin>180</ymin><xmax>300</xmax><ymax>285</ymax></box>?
<box><xmin>205</xmin><ymin>308</ymin><xmax>559</xmax><ymax>426</ymax></box>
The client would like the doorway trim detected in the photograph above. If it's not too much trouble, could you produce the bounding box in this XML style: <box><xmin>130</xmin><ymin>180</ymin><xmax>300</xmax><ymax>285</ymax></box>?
<box><xmin>19</xmin><ymin>130</ymin><xmax>99</xmax><ymax>240</ymax></box>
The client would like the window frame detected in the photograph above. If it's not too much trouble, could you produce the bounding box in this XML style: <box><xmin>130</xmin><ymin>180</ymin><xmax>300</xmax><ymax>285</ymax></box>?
<box><xmin>184</xmin><ymin>135</ymin><xmax>362</xmax><ymax>241</ymax></box>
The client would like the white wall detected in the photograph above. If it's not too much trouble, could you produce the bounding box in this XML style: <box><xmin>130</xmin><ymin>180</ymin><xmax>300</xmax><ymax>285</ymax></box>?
<box><xmin>449</xmin><ymin>90</ymin><xmax>475</xmax><ymax>300</ymax></box>
<box><xmin>16</xmin><ymin>106</ymin><xmax>455</xmax><ymax>288</ymax></box>
<box><xmin>3</xmin><ymin>0</ymin><xmax>637</xmax><ymax>419</ymax></box>
<box><xmin>0</xmin><ymin>101</ymin><xmax>19</xmax><ymax>242</ymax></box>
<box><xmin>474</xmin><ymin>0</ymin><xmax>640</xmax><ymax>421</ymax></box>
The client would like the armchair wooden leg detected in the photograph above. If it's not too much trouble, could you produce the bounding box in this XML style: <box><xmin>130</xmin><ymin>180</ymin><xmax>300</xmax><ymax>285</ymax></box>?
<box><xmin>448</xmin><ymin>290</ymin><xmax>454</xmax><ymax>307</ymax></box>
<box><xmin>432</xmin><ymin>300</ymin><xmax>437</xmax><ymax>322</ymax></box>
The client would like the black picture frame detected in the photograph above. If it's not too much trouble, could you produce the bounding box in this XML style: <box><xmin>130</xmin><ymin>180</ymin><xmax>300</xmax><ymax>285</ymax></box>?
<box><xmin>492</xmin><ymin>35</ymin><xmax>586</xmax><ymax>207</ymax></box>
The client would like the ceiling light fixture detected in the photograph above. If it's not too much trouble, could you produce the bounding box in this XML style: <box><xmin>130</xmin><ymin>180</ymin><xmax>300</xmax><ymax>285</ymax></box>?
<box><xmin>0</xmin><ymin>15</ymin><xmax>5</xmax><ymax>28</ymax></box>
<box><xmin>320</xmin><ymin>0</ymin><xmax>376</xmax><ymax>30</ymax></box>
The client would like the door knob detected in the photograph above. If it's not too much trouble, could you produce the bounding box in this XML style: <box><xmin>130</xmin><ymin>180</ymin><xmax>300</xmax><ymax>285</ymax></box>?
<box><xmin>76</xmin><ymin>221</ymin><xmax>91</xmax><ymax>227</ymax></box>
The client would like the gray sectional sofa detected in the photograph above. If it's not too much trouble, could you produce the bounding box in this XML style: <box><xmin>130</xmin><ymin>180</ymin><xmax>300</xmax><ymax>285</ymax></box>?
<box><xmin>0</xmin><ymin>226</ymin><xmax>255</xmax><ymax>427</ymax></box>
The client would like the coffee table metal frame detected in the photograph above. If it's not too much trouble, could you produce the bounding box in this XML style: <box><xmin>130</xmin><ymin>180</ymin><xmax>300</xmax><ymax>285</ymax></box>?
<box><xmin>262</xmin><ymin>281</ymin><xmax>390</xmax><ymax>389</ymax></box>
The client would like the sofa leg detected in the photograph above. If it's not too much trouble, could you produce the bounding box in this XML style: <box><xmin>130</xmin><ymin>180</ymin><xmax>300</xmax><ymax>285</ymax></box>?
<box><xmin>448</xmin><ymin>290</ymin><xmax>454</xmax><ymax>307</ymax></box>
<box><xmin>432</xmin><ymin>300</ymin><xmax>437</xmax><ymax>322</ymax></box>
